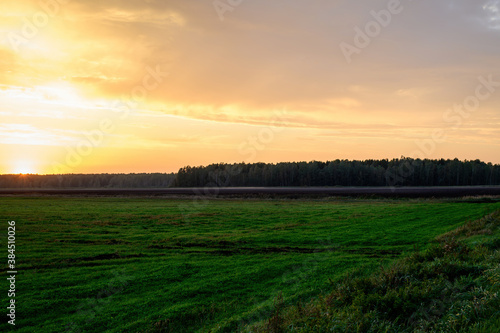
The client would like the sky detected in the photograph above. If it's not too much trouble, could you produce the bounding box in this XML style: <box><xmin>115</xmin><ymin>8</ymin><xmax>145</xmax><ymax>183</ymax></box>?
<box><xmin>1</xmin><ymin>0</ymin><xmax>499</xmax><ymax>174</ymax></box>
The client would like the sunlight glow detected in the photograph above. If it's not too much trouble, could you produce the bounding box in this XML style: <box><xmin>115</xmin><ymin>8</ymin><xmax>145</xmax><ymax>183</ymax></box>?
<box><xmin>10</xmin><ymin>160</ymin><xmax>37</xmax><ymax>175</ymax></box>
<box><xmin>38</xmin><ymin>82</ymin><xmax>88</xmax><ymax>107</ymax></box>
<box><xmin>1</xmin><ymin>1</ymin><xmax>499</xmax><ymax>174</ymax></box>
<box><xmin>1</xmin><ymin>82</ymin><xmax>88</xmax><ymax>108</ymax></box>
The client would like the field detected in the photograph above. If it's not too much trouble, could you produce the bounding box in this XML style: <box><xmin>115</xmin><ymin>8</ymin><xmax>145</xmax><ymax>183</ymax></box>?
<box><xmin>1</xmin><ymin>196</ymin><xmax>500</xmax><ymax>332</ymax></box>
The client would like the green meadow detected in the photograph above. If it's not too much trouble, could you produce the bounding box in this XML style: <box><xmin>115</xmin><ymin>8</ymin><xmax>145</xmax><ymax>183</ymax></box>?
<box><xmin>1</xmin><ymin>196</ymin><xmax>499</xmax><ymax>332</ymax></box>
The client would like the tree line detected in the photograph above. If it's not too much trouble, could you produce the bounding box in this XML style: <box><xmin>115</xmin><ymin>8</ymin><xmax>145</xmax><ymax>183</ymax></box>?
<box><xmin>0</xmin><ymin>173</ymin><xmax>176</xmax><ymax>188</ymax></box>
<box><xmin>1</xmin><ymin>158</ymin><xmax>499</xmax><ymax>188</ymax></box>
<box><xmin>174</xmin><ymin>158</ymin><xmax>500</xmax><ymax>187</ymax></box>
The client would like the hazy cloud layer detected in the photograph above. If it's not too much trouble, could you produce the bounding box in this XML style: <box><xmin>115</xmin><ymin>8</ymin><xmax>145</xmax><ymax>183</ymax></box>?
<box><xmin>1</xmin><ymin>0</ymin><xmax>499</xmax><ymax>172</ymax></box>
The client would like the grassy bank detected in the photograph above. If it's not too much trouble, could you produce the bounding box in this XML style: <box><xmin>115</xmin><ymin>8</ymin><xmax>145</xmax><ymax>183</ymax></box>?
<box><xmin>249</xmin><ymin>209</ymin><xmax>500</xmax><ymax>332</ymax></box>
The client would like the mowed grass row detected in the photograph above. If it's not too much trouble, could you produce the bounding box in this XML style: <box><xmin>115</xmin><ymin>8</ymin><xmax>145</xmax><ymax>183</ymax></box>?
<box><xmin>0</xmin><ymin>196</ymin><xmax>499</xmax><ymax>332</ymax></box>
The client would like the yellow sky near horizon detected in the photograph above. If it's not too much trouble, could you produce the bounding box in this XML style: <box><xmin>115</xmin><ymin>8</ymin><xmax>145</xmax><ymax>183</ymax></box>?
<box><xmin>1</xmin><ymin>0</ymin><xmax>499</xmax><ymax>174</ymax></box>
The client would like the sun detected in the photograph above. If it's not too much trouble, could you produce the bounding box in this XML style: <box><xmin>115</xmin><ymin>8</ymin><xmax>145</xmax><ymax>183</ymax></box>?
<box><xmin>10</xmin><ymin>161</ymin><xmax>37</xmax><ymax>175</ymax></box>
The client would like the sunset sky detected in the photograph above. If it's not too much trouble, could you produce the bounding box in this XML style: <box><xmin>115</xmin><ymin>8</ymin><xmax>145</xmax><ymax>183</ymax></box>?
<box><xmin>1</xmin><ymin>0</ymin><xmax>500</xmax><ymax>174</ymax></box>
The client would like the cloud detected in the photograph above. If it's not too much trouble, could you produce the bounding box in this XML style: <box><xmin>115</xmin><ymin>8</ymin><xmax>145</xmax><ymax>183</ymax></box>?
<box><xmin>0</xmin><ymin>123</ymin><xmax>76</xmax><ymax>146</ymax></box>
<box><xmin>3</xmin><ymin>0</ymin><xmax>498</xmax><ymax>120</ymax></box>
<box><xmin>1</xmin><ymin>0</ymin><xmax>500</xmax><ymax>169</ymax></box>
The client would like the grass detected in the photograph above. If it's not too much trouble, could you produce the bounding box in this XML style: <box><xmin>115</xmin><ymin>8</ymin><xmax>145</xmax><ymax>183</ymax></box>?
<box><xmin>250</xmin><ymin>209</ymin><xmax>500</xmax><ymax>332</ymax></box>
<box><xmin>0</xmin><ymin>196</ymin><xmax>499</xmax><ymax>332</ymax></box>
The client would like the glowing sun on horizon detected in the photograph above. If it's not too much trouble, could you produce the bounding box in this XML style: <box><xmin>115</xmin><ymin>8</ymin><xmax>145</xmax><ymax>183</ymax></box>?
<box><xmin>10</xmin><ymin>161</ymin><xmax>37</xmax><ymax>175</ymax></box>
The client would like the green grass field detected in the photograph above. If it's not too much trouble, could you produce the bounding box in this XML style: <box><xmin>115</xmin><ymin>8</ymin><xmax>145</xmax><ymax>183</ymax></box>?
<box><xmin>1</xmin><ymin>196</ymin><xmax>499</xmax><ymax>332</ymax></box>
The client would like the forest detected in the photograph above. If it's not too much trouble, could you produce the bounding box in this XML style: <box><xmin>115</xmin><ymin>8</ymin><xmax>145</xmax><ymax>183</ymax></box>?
<box><xmin>0</xmin><ymin>173</ymin><xmax>176</xmax><ymax>188</ymax></box>
<box><xmin>1</xmin><ymin>158</ymin><xmax>499</xmax><ymax>188</ymax></box>
<box><xmin>174</xmin><ymin>157</ymin><xmax>500</xmax><ymax>187</ymax></box>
